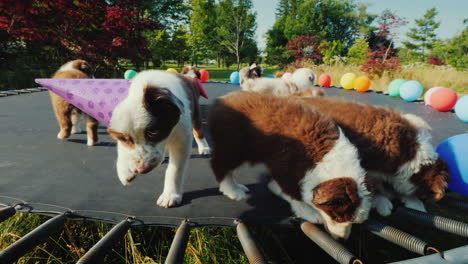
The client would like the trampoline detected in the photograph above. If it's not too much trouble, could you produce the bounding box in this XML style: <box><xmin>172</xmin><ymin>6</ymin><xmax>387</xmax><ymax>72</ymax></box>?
<box><xmin>1</xmin><ymin>82</ymin><xmax>468</xmax><ymax>264</ymax></box>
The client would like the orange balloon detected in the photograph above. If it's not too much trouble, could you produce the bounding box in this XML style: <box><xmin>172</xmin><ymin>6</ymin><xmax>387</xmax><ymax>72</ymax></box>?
<box><xmin>318</xmin><ymin>74</ymin><xmax>331</xmax><ymax>88</ymax></box>
<box><xmin>354</xmin><ymin>76</ymin><xmax>371</xmax><ymax>92</ymax></box>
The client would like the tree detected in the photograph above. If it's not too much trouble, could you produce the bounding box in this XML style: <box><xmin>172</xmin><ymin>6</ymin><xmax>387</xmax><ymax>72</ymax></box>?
<box><xmin>361</xmin><ymin>43</ymin><xmax>400</xmax><ymax>76</ymax></box>
<box><xmin>319</xmin><ymin>40</ymin><xmax>345</xmax><ymax>65</ymax></box>
<box><xmin>171</xmin><ymin>26</ymin><xmax>190</xmax><ymax>67</ymax></box>
<box><xmin>188</xmin><ymin>0</ymin><xmax>217</xmax><ymax>66</ymax></box>
<box><xmin>403</xmin><ymin>8</ymin><xmax>440</xmax><ymax>56</ymax></box>
<box><xmin>437</xmin><ymin>23</ymin><xmax>468</xmax><ymax>70</ymax></box>
<box><xmin>347</xmin><ymin>37</ymin><xmax>369</xmax><ymax>65</ymax></box>
<box><xmin>286</xmin><ymin>35</ymin><xmax>323</xmax><ymax>63</ymax></box>
<box><xmin>214</xmin><ymin>0</ymin><xmax>257</xmax><ymax>70</ymax></box>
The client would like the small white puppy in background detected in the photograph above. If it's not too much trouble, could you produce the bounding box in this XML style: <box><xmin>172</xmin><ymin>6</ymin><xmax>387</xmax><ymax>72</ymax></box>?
<box><xmin>107</xmin><ymin>70</ymin><xmax>211</xmax><ymax>208</ymax></box>
<box><xmin>241</xmin><ymin>67</ymin><xmax>317</xmax><ymax>96</ymax></box>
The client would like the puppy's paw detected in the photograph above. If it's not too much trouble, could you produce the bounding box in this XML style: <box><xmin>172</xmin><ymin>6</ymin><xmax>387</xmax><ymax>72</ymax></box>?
<box><xmin>87</xmin><ymin>135</ymin><xmax>97</xmax><ymax>146</ymax></box>
<box><xmin>198</xmin><ymin>147</ymin><xmax>211</xmax><ymax>155</ymax></box>
<box><xmin>57</xmin><ymin>131</ymin><xmax>69</xmax><ymax>139</ymax></box>
<box><xmin>302</xmin><ymin>210</ymin><xmax>324</xmax><ymax>224</ymax></box>
<box><xmin>402</xmin><ymin>197</ymin><xmax>426</xmax><ymax>212</ymax></box>
<box><xmin>157</xmin><ymin>192</ymin><xmax>183</xmax><ymax>208</ymax></box>
<box><xmin>374</xmin><ymin>195</ymin><xmax>393</xmax><ymax>216</ymax></box>
<box><xmin>220</xmin><ymin>183</ymin><xmax>250</xmax><ymax>201</ymax></box>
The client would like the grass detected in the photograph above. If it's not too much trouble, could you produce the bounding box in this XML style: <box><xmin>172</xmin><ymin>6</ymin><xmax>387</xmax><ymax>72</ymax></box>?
<box><xmin>2</xmin><ymin>194</ymin><xmax>468</xmax><ymax>264</ymax></box>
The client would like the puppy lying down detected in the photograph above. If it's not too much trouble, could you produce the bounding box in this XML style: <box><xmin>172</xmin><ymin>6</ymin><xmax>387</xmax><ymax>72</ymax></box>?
<box><xmin>298</xmin><ymin>96</ymin><xmax>450</xmax><ymax>216</ymax></box>
<box><xmin>208</xmin><ymin>91</ymin><xmax>371</xmax><ymax>239</ymax></box>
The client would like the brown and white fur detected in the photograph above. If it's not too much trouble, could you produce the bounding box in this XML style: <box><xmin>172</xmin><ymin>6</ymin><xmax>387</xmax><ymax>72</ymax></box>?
<box><xmin>239</xmin><ymin>62</ymin><xmax>263</xmax><ymax>85</ymax></box>
<box><xmin>181</xmin><ymin>66</ymin><xmax>201</xmax><ymax>79</ymax></box>
<box><xmin>298</xmin><ymin>96</ymin><xmax>450</xmax><ymax>216</ymax></box>
<box><xmin>50</xmin><ymin>59</ymin><xmax>98</xmax><ymax>146</ymax></box>
<box><xmin>107</xmin><ymin>70</ymin><xmax>211</xmax><ymax>208</ymax></box>
<box><xmin>208</xmin><ymin>91</ymin><xmax>371</xmax><ymax>239</ymax></box>
<box><xmin>241</xmin><ymin>67</ymin><xmax>317</xmax><ymax>96</ymax></box>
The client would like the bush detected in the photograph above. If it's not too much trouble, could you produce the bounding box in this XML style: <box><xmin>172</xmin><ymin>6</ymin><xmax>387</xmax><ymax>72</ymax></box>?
<box><xmin>347</xmin><ymin>37</ymin><xmax>369</xmax><ymax>65</ymax></box>
<box><xmin>361</xmin><ymin>44</ymin><xmax>400</xmax><ymax>77</ymax></box>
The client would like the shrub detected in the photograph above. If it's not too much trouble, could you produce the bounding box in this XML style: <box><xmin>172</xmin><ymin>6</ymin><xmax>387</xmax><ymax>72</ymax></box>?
<box><xmin>361</xmin><ymin>44</ymin><xmax>400</xmax><ymax>77</ymax></box>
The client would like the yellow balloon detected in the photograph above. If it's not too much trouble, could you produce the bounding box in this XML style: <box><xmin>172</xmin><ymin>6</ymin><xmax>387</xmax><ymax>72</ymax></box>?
<box><xmin>340</xmin><ymin>73</ymin><xmax>356</xmax><ymax>90</ymax></box>
<box><xmin>166</xmin><ymin>68</ymin><xmax>178</xmax><ymax>73</ymax></box>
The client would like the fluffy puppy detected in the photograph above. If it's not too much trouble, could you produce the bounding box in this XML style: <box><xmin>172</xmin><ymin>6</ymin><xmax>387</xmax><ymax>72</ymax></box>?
<box><xmin>209</xmin><ymin>91</ymin><xmax>371</xmax><ymax>239</ymax></box>
<box><xmin>240</xmin><ymin>68</ymin><xmax>317</xmax><ymax>96</ymax></box>
<box><xmin>239</xmin><ymin>62</ymin><xmax>263</xmax><ymax>85</ymax></box>
<box><xmin>181</xmin><ymin>66</ymin><xmax>201</xmax><ymax>79</ymax></box>
<box><xmin>50</xmin><ymin>59</ymin><xmax>98</xmax><ymax>146</ymax></box>
<box><xmin>298</xmin><ymin>96</ymin><xmax>450</xmax><ymax>216</ymax></box>
<box><xmin>107</xmin><ymin>70</ymin><xmax>211</xmax><ymax>208</ymax></box>
<box><xmin>289</xmin><ymin>68</ymin><xmax>317</xmax><ymax>90</ymax></box>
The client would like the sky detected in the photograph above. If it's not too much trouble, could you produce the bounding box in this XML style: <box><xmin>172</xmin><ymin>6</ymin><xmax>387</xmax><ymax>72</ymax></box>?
<box><xmin>251</xmin><ymin>0</ymin><xmax>468</xmax><ymax>50</ymax></box>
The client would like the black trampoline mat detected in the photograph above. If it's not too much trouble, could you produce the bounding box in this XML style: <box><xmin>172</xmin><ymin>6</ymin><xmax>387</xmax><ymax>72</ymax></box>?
<box><xmin>1</xmin><ymin>83</ymin><xmax>467</xmax><ymax>227</ymax></box>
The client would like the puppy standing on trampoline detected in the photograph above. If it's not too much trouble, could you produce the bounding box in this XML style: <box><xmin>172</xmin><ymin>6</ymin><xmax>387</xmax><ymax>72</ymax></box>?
<box><xmin>49</xmin><ymin>59</ymin><xmax>99</xmax><ymax>146</ymax></box>
<box><xmin>107</xmin><ymin>70</ymin><xmax>211</xmax><ymax>208</ymax></box>
<box><xmin>208</xmin><ymin>91</ymin><xmax>372</xmax><ymax>239</ymax></box>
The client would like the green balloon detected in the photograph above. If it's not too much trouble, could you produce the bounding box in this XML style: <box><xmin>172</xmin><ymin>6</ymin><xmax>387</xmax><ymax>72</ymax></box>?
<box><xmin>124</xmin><ymin>70</ymin><xmax>137</xmax><ymax>80</ymax></box>
<box><xmin>388</xmin><ymin>79</ymin><xmax>406</xmax><ymax>97</ymax></box>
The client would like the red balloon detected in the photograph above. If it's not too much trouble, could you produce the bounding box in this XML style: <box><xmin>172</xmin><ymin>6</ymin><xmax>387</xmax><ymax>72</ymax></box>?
<box><xmin>318</xmin><ymin>74</ymin><xmax>331</xmax><ymax>88</ymax></box>
<box><xmin>199</xmin><ymin>69</ymin><xmax>209</xmax><ymax>82</ymax></box>
<box><xmin>430</xmin><ymin>88</ymin><xmax>458</xmax><ymax>112</ymax></box>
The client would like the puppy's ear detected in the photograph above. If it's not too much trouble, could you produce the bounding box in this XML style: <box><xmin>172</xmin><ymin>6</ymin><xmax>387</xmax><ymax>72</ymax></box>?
<box><xmin>75</xmin><ymin>60</ymin><xmax>93</xmax><ymax>76</ymax></box>
<box><xmin>413</xmin><ymin>157</ymin><xmax>450</xmax><ymax>202</ymax></box>
<box><xmin>143</xmin><ymin>86</ymin><xmax>182</xmax><ymax>118</ymax></box>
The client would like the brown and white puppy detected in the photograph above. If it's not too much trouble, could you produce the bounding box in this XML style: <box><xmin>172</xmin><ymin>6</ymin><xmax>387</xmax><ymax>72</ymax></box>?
<box><xmin>298</xmin><ymin>96</ymin><xmax>450</xmax><ymax>216</ymax></box>
<box><xmin>181</xmin><ymin>66</ymin><xmax>201</xmax><ymax>79</ymax></box>
<box><xmin>239</xmin><ymin>62</ymin><xmax>263</xmax><ymax>85</ymax></box>
<box><xmin>107</xmin><ymin>70</ymin><xmax>211</xmax><ymax>208</ymax></box>
<box><xmin>208</xmin><ymin>91</ymin><xmax>371</xmax><ymax>239</ymax></box>
<box><xmin>50</xmin><ymin>59</ymin><xmax>98</xmax><ymax>146</ymax></box>
<box><xmin>289</xmin><ymin>68</ymin><xmax>316</xmax><ymax>90</ymax></box>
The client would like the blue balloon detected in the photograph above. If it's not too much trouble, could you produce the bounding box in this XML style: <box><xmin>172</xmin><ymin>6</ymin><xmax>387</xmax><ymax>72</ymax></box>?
<box><xmin>436</xmin><ymin>134</ymin><xmax>468</xmax><ymax>196</ymax></box>
<box><xmin>265</xmin><ymin>74</ymin><xmax>274</xmax><ymax>78</ymax></box>
<box><xmin>400</xmin><ymin>80</ymin><xmax>423</xmax><ymax>101</ymax></box>
<box><xmin>230</xmin><ymin>71</ymin><xmax>240</xmax><ymax>84</ymax></box>
<box><xmin>455</xmin><ymin>95</ymin><xmax>468</xmax><ymax>122</ymax></box>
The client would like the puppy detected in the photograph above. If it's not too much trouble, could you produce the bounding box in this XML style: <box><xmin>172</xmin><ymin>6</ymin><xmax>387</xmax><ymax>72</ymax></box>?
<box><xmin>293</xmin><ymin>86</ymin><xmax>327</xmax><ymax>97</ymax></box>
<box><xmin>298</xmin><ymin>96</ymin><xmax>450</xmax><ymax>216</ymax></box>
<box><xmin>49</xmin><ymin>59</ymin><xmax>98</xmax><ymax>146</ymax></box>
<box><xmin>208</xmin><ymin>91</ymin><xmax>371</xmax><ymax>239</ymax></box>
<box><xmin>241</xmin><ymin>68</ymin><xmax>317</xmax><ymax>96</ymax></box>
<box><xmin>239</xmin><ymin>62</ymin><xmax>263</xmax><ymax>85</ymax></box>
<box><xmin>181</xmin><ymin>66</ymin><xmax>201</xmax><ymax>79</ymax></box>
<box><xmin>107</xmin><ymin>70</ymin><xmax>211</xmax><ymax>208</ymax></box>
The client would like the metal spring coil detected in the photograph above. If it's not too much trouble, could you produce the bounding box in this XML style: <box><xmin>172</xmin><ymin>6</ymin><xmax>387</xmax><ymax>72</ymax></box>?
<box><xmin>364</xmin><ymin>219</ymin><xmax>433</xmax><ymax>255</ymax></box>
<box><xmin>395</xmin><ymin>207</ymin><xmax>468</xmax><ymax>238</ymax></box>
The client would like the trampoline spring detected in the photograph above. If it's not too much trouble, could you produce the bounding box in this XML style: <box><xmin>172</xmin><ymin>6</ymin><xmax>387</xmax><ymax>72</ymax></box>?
<box><xmin>395</xmin><ymin>207</ymin><xmax>468</xmax><ymax>238</ymax></box>
<box><xmin>165</xmin><ymin>219</ymin><xmax>191</xmax><ymax>264</ymax></box>
<box><xmin>364</xmin><ymin>219</ymin><xmax>439</xmax><ymax>256</ymax></box>
<box><xmin>0</xmin><ymin>206</ymin><xmax>16</xmax><ymax>223</ymax></box>
<box><xmin>0</xmin><ymin>214</ymin><xmax>66</xmax><ymax>264</ymax></box>
<box><xmin>439</xmin><ymin>196</ymin><xmax>468</xmax><ymax>212</ymax></box>
<box><xmin>235</xmin><ymin>220</ymin><xmax>267</xmax><ymax>264</ymax></box>
<box><xmin>76</xmin><ymin>218</ymin><xmax>133</xmax><ymax>264</ymax></box>
<box><xmin>300</xmin><ymin>221</ymin><xmax>362</xmax><ymax>264</ymax></box>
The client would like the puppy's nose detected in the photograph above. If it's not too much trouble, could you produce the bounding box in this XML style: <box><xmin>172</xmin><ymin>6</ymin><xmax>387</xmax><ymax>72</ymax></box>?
<box><xmin>137</xmin><ymin>166</ymin><xmax>152</xmax><ymax>174</ymax></box>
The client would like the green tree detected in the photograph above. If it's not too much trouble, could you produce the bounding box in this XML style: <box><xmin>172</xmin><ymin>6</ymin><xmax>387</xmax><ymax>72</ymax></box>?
<box><xmin>403</xmin><ymin>7</ymin><xmax>440</xmax><ymax>57</ymax></box>
<box><xmin>188</xmin><ymin>0</ymin><xmax>218</xmax><ymax>66</ymax></box>
<box><xmin>319</xmin><ymin>40</ymin><xmax>345</xmax><ymax>65</ymax></box>
<box><xmin>347</xmin><ymin>37</ymin><xmax>369</xmax><ymax>65</ymax></box>
<box><xmin>146</xmin><ymin>29</ymin><xmax>171</xmax><ymax>67</ymax></box>
<box><xmin>433</xmin><ymin>22</ymin><xmax>468</xmax><ymax>70</ymax></box>
<box><xmin>171</xmin><ymin>26</ymin><xmax>190</xmax><ymax>67</ymax></box>
<box><xmin>214</xmin><ymin>0</ymin><xmax>257</xmax><ymax>70</ymax></box>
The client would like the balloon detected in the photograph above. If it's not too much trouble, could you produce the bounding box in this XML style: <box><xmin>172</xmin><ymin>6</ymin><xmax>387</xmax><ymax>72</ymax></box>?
<box><xmin>318</xmin><ymin>74</ymin><xmax>331</xmax><ymax>88</ymax></box>
<box><xmin>354</xmin><ymin>76</ymin><xmax>371</xmax><ymax>93</ymax></box>
<box><xmin>399</xmin><ymin>80</ymin><xmax>423</xmax><ymax>101</ymax></box>
<box><xmin>436</xmin><ymin>134</ymin><xmax>468</xmax><ymax>196</ymax></box>
<box><xmin>230</xmin><ymin>71</ymin><xmax>240</xmax><ymax>84</ymax></box>
<box><xmin>265</xmin><ymin>74</ymin><xmax>274</xmax><ymax>78</ymax></box>
<box><xmin>124</xmin><ymin>70</ymin><xmax>137</xmax><ymax>80</ymax></box>
<box><xmin>387</xmin><ymin>79</ymin><xmax>406</xmax><ymax>97</ymax></box>
<box><xmin>166</xmin><ymin>68</ymin><xmax>178</xmax><ymax>73</ymax></box>
<box><xmin>199</xmin><ymin>69</ymin><xmax>209</xmax><ymax>82</ymax></box>
<box><xmin>281</xmin><ymin>72</ymin><xmax>292</xmax><ymax>80</ymax></box>
<box><xmin>430</xmin><ymin>88</ymin><xmax>458</xmax><ymax>112</ymax></box>
<box><xmin>455</xmin><ymin>95</ymin><xmax>468</xmax><ymax>122</ymax></box>
<box><xmin>424</xmin><ymin>87</ymin><xmax>444</xmax><ymax>106</ymax></box>
<box><xmin>340</xmin><ymin>73</ymin><xmax>356</xmax><ymax>90</ymax></box>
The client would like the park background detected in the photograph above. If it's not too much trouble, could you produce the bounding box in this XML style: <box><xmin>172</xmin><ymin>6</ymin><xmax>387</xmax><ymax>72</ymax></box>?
<box><xmin>1</xmin><ymin>0</ymin><xmax>468</xmax><ymax>263</ymax></box>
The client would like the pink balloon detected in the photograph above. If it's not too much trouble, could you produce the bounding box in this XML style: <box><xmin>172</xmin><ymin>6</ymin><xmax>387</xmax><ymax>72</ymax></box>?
<box><xmin>282</xmin><ymin>72</ymin><xmax>292</xmax><ymax>80</ymax></box>
<box><xmin>424</xmin><ymin>87</ymin><xmax>444</xmax><ymax>106</ymax></box>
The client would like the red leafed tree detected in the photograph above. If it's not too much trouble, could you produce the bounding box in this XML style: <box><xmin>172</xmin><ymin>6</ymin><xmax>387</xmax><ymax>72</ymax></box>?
<box><xmin>0</xmin><ymin>0</ymin><xmax>158</xmax><ymax>67</ymax></box>
<box><xmin>361</xmin><ymin>43</ymin><xmax>400</xmax><ymax>76</ymax></box>
<box><xmin>427</xmin><ymin>55</ymin><xmax>446</xmax><ymax>66</ymax></box>
<box><xmin>286</xmin><ymin>35</ymin><xmax>324</xmax><ymax>64</ymax></box>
